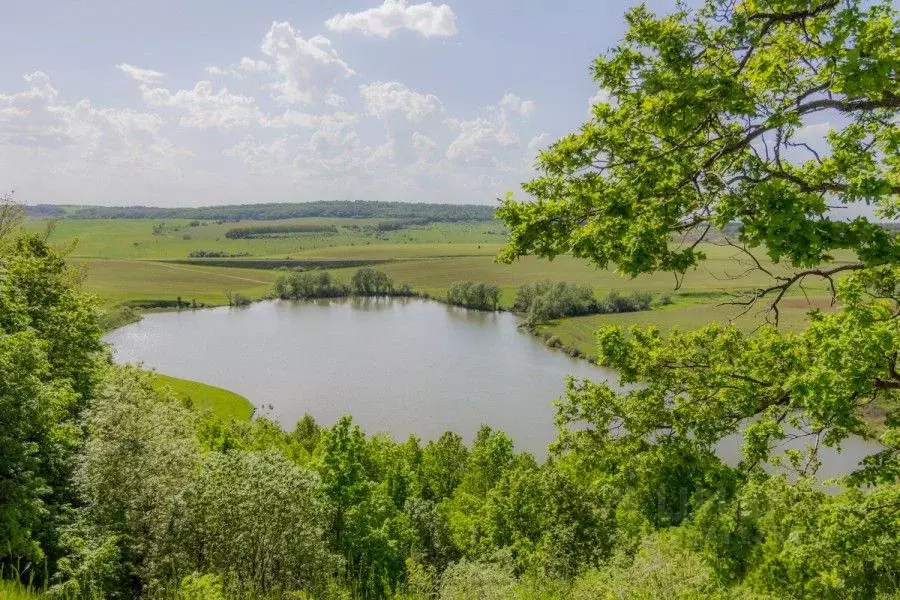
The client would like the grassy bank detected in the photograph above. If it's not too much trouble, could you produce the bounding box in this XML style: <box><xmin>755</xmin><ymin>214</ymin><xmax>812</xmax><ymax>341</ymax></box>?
<box><xmin>150</xmin><ymin>374</ymin><xmax>254</xmax><ymax>421</ymax></box>
<box><xmin>535</xmin><ymin>294</ymin><xmax>828</xmax><ymax>360</ymax></box>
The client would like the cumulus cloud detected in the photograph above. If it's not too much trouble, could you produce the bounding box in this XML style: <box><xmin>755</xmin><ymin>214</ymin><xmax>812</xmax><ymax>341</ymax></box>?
<box><xmin>360</xmin><ymin>81</ymin><xmax>442</xmax><ymax>122</ymax></box>
<box><xmin>444</xmin><ymin>117</ymin><xmax>499</xmax><ymax>163</ymax></box>
<box><xmin>326</xmin><ymin>0</ymin><xmax>458</xmax><ymax>38</ymax></box>
<box><xmin>2</xmin><ymin>15</ymin><xmax>550</xmax><ymax>205</ymax></box>
<box><xmin>443</xmin><ymin>94</ymin><xmax>537</xmax><ymax>164</ymax></box>
<box><xmin>527</xmin><ymin>132</ymin><xmax>551</xmax><ymax>153</ymax></box>
<box><xmin>141</xmin><ymin>81</ymin><xmax>259</xmax><ymax>129</ymax></box>
<box><xmin>411</xmin><ymin>131</ymin><xmax>437</xmax><ymax>152</ymax></box>
<box><xmin>0</xmin><ymin>70</ymin><xmax>181</xmax><ymax>186</ymax></box>
<box><xmin>206</xmin><ymin>57</ymin><xmax>271</xmax><ymax>78</ymax></box>
<box><xmin>500</xmin><ymin>93</ymin><xmax>535</xmax><ymax>118</ymax></box>
<box><xmin>260</xmin><ymin>21</ymin><xmax>355</xmax><ymax>105</ymax></box>
<box><xmin>117</xmin><ymin>63</ymin><xmax>166</xmax><ymax>84</ymax></box>
<box><xmin>228</xmin><ymin>112</ymin><xmax>367</xmax><ymax>178</ymax></box>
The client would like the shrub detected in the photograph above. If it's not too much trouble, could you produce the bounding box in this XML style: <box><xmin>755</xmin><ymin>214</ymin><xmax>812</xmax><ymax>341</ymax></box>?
<box><xmin>514</xmin><ymin>281</ymin><xmax>598</xmax><ymax>324</ymax></box>
<box><xmin>571</xmin><ymin>532</ymin><xmax>728</xmax><ymax>599</ymax></box>
<box><xmin>180</xmin><ymin>452</ymin><xmax>336</xmax><ymax>596</ymax></box>
<box><xmin>446</xmin><ymin>282</ymin><xmax>501</xmax><ymax>311</ymax></box>
<box><xmin>439</xmin><ymin>552</ymin><xmax>517</xmax><ymax>600</ymax></box>
<box><xmin>514</xmin><ymin>282</ymin><xmax>656</xmax><ymax>325</ymax></box>
<box><xmin>274</xmin><ymin>271</ymin><xmax>346</xmax><ymax>300</ymax></box>
<box><xmin>601</xmin><ymin>290</ymin><xmax>653</xmax><ymax>313</ymax></box>
<box><xmin>226</xmin><ymin>292</ymin><xmax>251</xmax><ymax>306</ymax></box>
<box><xmin>350</xmin><ymin>267</ymin><xmax>394</xmax><ymax>295</ymax></box>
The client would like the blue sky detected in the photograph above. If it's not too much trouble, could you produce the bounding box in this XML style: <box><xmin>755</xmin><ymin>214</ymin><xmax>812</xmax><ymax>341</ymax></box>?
<box><xmin>1</xmin><ymin>0</ymin><xmax>685</xmax><ymax>206</ymax></box>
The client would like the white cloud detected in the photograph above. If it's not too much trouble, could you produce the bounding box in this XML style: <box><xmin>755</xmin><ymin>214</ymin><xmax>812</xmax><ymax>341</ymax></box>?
<box><xmin>587</xmin><ymin>88</ymin><xmax>613</xmax><ymax>115</ymax></box>
<box><xmin>411</xmin><ymin>131</ymin><xmax>437</xmax><ymax>152</ymax></box>
<box><xmin>500</xmin><ymin>93</ymin><xmax>535</xmax><ymax>118</ymax></box>
<box><xmin>326</xmin><ymin>0</ymin><xmax>458</xmax><ymax>38</ymax></box>
<box><xmin>444</xmin><ymin>94</ymin><xmax>538</xmax><ymax>164</ymax></box>
<box><xmin>795</xmin><ymin>121</ymin><xmax>832</xmax><ymax>141</ymax></box>
<box><xmin>141</xmin><ymin>80</ymin><xmax>259</xmax><ymax>129</ymax></box>
<box><xmin>527</xmin><ymin>132</ymin><xmax>551</xmax><ymax>153</ymax></box>
<box><xmin>117</xmin><ymin>63</ymin><xmax>166</xmax><ymax>84</ymax></box>
<box><xmin>228</xmin><ymin>112</ymin><xmax>367</xmax><ymax>178</ymax></box>
<box><xmin>260</xmin><ymin>22</ymin><xmax>354</xmax><ymax>105</ymax></box>
<box><xmin>1</xmin><ymin>16</ymin><xmax>550</xmax><ymax>205</ymax></box>
<box><xmin>445</xmin><ymin>117</ymin><xmax>498</xmax><ymax>163</ymax></box>
<box><xmin>360</xmin><ymin>81</ymin><xmax>442</xmax><ymax>122</ymax></box>
<box><xmin>0</xmin><ymin>71</ymin><xmax>181</xmax><ymax>187</ymax></box>
<box><xmin>225</xmin><ymin>135</ymin><xmax>298</xmax><ymax>173</ymax></box>
<box><xmin>411</xmin><ymin>131</ymin><xmax>439</xmax><ymax>163</ymax></box>
<box><xmin>259</xmin><ymin>110</ymin><xmax>357</xmax><ymax>130</ymax></box>
<box><xmin>206</xmin><ymin>57</ymin><xmax>271</xmax><ymax>78</ymax></box>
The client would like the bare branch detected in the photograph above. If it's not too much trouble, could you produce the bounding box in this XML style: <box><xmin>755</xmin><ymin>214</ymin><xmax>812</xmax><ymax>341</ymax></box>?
<box><xmin>721</xmin><ymin>262</ymin><xmax>866</xmax><ymax>325</ymax></box>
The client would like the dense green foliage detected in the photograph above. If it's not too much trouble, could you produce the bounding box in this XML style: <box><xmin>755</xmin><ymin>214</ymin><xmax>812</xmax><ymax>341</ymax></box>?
<box><xmin>494</xmin><ymin>0</ymin><xmax>900</xmax><ymax>597</ymax></box>
<box><xmin>274</xmin><ymin>268</ymin><xmax>414</xmax><ymax>301</ymax></box>
<box><xmin>0</xmin><ymin>208</ymin><xmax>103</xmax><ymax>575</ymax></box>
<box><xmin>350</xmin><ymin>267</ymin><xmax>397</xmax><ymax>296</ymax></box>
<box><xmin>445</xmin><ymin>282</ymin><xmax>501</xmax><ymax>311</ymax></box>
<box><xmin>225</xmin><ymin>225</ymin><xmax>338</xmax><ymax>239</ymax></box>
<box><xmin>498</xmin><ymin>0</ymin><xmax>899</xmax><ymax>278</ymax></box>
<box><xmin>274</xmin><ymin>271</ymin><xmax>348</xmax><ymax>300</ymax></box>
<box><xmin>512</xmin><ymin>281</ymin><xmax>654</xmax><ymax>325</ymax></box>
<box><xmin>44</xmin><ymin>201</ymin><xmax>496</xmax><ymax>223</ymax></box>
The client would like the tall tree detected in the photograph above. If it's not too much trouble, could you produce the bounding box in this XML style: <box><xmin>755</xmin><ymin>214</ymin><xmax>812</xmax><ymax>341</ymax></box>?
<box><xmin>498</xmin><ymin>1</ymin><xmax>898</xmax><ymax>594</ymax></box>
<box><xmin>0</xmin><ymin>196</ymin><xmax>103</xmax><ymax>577</ymax></box>
<box><xmin>499</xmin><ymin>0</ymin><xmax>898</xmax><ymax>284</ymax></box>
<box><xmin>499</xmin><ymin>0</ymin><xmax>898</xmax><ymax>474</ymax></box>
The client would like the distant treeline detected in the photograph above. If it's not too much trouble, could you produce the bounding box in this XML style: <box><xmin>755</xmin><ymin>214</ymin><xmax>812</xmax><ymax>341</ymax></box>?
<box><xmin>24</xmin><ymin>204</ymin><xmax>67</xmax><ymax>217</ymax></box>
<box><xmin>225</xmin><ymin>224</ymin><xmax>339</xmax><ymax>238</ymax></box>
<box><xmin>30</xmin><ymin>201</ymin><xmax>497</xmax><ymax>222</ymax></box>
<box><xmin>275</xmin><ymin>267</ymin><xmax>415</xmax><ymax>300</ymax></box>
<box><xmin>375</xmin><ymin>218</ymin><xmax>431</xmax><ymax>231</ymax></box>
<box><xmin>187</xmin><ymin>250</ymin><xmax>252</xmax><ymax>258</ymax></box>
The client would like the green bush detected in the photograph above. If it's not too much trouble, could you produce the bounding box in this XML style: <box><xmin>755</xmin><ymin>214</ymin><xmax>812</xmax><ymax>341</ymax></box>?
<box><xmin>274</xmin><ymin>271</ymin><xmax>347</xmax><ymax>300</ymax></box>
<box><xmin>446</xmin><ymin>282</ymin><xmax>501</xmax><ymax>311</ymax></box>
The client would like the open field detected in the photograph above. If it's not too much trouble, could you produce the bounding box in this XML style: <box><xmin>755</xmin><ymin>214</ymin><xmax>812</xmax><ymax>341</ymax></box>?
<box><xmin>32</xmin><ymin>216</ymin><xmax>847</xmax><ymax>342</ymax></box>
<box><xmin>536</xmin><ymin>295</ymin><xmax>831</xmax><ymax>359</ymax></box>
<box><xmin>27</xmin><ymin>218</ymin><xmax>506</xmax><ymax>259</ymax></box>
<box><xmin>150</xmin><ymin>373</ymin><xmax>254</xmax><ymax>421</ymax></box>
<box><xmin>70</xmin><ymin>258</ymin><xmax>279</xmax><ymax>307</ymax></box>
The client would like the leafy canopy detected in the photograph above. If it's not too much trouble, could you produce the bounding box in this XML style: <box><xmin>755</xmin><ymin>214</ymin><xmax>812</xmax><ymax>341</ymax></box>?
<box><xmin>498</xmin><ymin>0</ymin><xmax>899</xmax><ymax>277</ymax></box>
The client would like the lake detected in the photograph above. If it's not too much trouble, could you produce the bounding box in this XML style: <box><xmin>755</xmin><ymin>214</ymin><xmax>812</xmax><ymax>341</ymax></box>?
<box><xmin>105</xmin><ymin>297</ymin><xmax>613</xmax><ymax>455</ymax></box>
<box><xmin>105</xmin><ymin>297</ymin><xmax>881</xmax><ymax>475</ymax></box>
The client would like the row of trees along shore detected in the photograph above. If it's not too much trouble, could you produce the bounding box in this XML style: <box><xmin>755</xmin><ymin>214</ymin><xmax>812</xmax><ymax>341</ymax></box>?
<box><xmin>273</xmin><ymin>267</ymin><xmax>657</xmax><ymax>323</ymax></box>
<box><xmin>3</xmin><ymin>0</ymin><xmax>900</xmax><ymax>598</ymax></box>
<box><xmin>274</xmin><ymin>267</ymin><xmax>416</xmax><ymax>300</ymax></box>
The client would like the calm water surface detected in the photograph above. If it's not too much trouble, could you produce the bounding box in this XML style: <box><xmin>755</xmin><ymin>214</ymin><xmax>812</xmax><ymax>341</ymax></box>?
<box><xmin>106</xmin><ymin>298</ymin><xmax>881</xmax><ymax>473</ymax></box>
<box><xmin>106</xmin><ymin>298</ymin><xmax>613</xmax><ymax>455</ymax></box>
